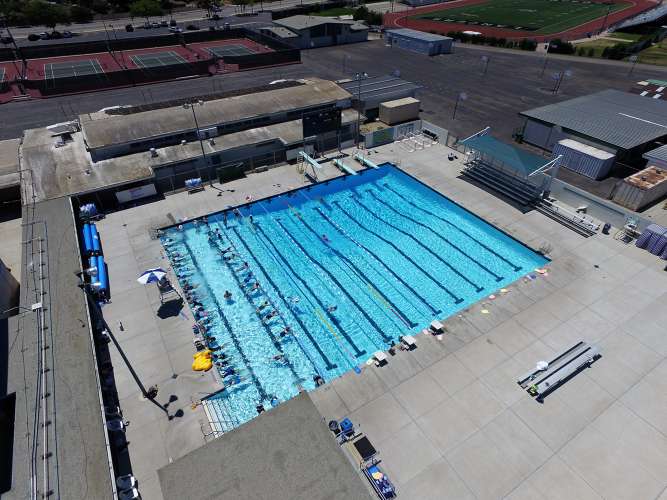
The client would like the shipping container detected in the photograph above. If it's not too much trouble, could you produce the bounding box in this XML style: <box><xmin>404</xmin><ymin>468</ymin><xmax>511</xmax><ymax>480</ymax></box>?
<box><xmin>553</xmin><ymin>139</ymin><xmax>615</xmax><ymax>180</ymax></box>
<box><xmin>613</xmin><ymin>165</ymin><xmax>667</xmax><ymax>211</ymax></box>
<box><xmin>379</xmin><ymin>97</ymin><xmax>420</xmax><ymax>125</ymax></box>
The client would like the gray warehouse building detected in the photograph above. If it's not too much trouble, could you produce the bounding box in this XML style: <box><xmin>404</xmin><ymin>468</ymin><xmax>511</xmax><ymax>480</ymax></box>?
<box><xmin>267</xmin><ymin>15</ymin><xmax>369</xmax><ymax>49</ymax></box>
<box><xmin>386</xmin><ymin>28</ymin><xmax>453</xmax><ymax>56</ymax></box>
<box><xmin>519</xmin><ymin>89</ymin><xmax>667</xmax><ymax>163</ymax></box>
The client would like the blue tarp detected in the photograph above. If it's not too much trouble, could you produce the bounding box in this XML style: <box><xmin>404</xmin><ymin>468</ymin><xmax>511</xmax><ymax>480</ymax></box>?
<box><xmin>461</xmin><ymin>135</ymin><xmax>547</xmax><ymax>177</ymax></box>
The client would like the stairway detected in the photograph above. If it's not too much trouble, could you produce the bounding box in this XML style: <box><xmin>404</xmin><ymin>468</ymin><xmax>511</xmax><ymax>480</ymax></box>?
<box><xmin>461</xmin><ymin>160</ymin><xmax>541</xmax><ymax>206</ymax></box>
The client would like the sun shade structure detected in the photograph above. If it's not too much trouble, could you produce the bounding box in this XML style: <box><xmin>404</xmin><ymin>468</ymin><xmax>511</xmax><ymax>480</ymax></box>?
<box><xmin>461</xmin><ymin>134</ymin><xmax>549</xmax><ymax>177</ymax></box>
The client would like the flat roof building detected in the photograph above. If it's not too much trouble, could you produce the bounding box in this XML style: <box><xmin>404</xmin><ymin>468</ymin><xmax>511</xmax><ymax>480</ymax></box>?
<box><xmin>386</xmin><ymin>28</ymin><xmax>453</xmax><ymax>56</ymax></box>
<box><xmin>519</xmin><ymin>89</ymin><xmax>667</xmax><ymax>159</ymax></box>
<box><xmin>271</xmin><ymin>15</ymin><xmax>368</xmax><ymax>49</ymax></box>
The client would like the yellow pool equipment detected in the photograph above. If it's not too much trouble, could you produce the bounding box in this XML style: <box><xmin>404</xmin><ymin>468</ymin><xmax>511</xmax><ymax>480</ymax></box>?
<box><xmin>192</xmin><ymin>349</ymin><xmax>213</xmax><ymax>372</ymax></box>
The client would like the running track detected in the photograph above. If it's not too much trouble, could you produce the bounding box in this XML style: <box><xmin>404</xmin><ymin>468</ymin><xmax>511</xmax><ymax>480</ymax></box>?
<box><xmin>383</xmin><ymin>0</ymin><xmax>659</xmax><ymax>41</ymax></box>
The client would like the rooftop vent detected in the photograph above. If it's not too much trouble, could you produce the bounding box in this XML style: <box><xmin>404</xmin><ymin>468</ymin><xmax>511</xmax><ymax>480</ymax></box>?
<box><xmin>181</xmin><ymin>140</ymin><xmax>187</xmax><ymax>145</ymax></box>
<box><xmin>209</xmin><ymin>138</ymin><xmax>215</xmax><ymax>146</ymax></box>
<box><xmin>150</xmin><ymin>148</ymin><xmax>158</xmax><ymax>158</ymax></box>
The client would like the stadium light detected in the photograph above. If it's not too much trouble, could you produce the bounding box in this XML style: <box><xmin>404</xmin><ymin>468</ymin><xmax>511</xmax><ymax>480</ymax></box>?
<box><xmin>628</xmin><ymin>55</ymin><xmax>639</xmax><ymax>75</ymax></box>
<box><xmin>480</xmin><ymin>55</ymin><xmax>490</xmax><ymax>76</ymax></box>
<box><xmin>452</xmin><ymin>92</ymin><xmax>468</xmax><ymax>120</ymax></box>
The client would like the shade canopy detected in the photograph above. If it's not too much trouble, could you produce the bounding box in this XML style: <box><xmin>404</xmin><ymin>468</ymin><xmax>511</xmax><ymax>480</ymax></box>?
<box><xmin>137</xmin><ymin>268</ymin><xmax>167</xmax><ymax>284</ymax></box>
<box><xmin>461</xmin><ymin>134</ymin><xmax>548</xmax><ymax>177</ymax></box>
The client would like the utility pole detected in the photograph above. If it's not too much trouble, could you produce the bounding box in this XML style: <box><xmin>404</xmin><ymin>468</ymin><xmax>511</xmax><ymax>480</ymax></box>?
<box><xmin>184</xmin><ymin>100</ymin><xmax>210</xmax><ymax>183</ymax></box>
<box><xmin>452</xmin><ymin>92</ymin><xmax>467</xmax><ymax>120</ymax></box>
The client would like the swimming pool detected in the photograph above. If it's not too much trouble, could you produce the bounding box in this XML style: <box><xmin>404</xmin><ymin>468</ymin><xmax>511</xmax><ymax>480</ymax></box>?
<box><xmin>161</xmin><ymin>163</ymin><xmax>547</xmax><ymax>433</ymax></box>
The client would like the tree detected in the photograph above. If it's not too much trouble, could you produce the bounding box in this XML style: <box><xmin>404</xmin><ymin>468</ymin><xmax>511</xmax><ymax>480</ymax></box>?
<box><xmin>23</xmin><ymin>0</ymin><xmax>70</xmax><ymax>29</ymax></box>
<box><xmin>197</xmin><ymin>0</ymin><xmax>213</xmax><ymax>18</ymax></box>
<box><xmin>129</xmin><ymin>0</ymin><xmax>162</xmax><ymax>20</ymax></box>
<box><xmin>70</xmin><ymin>5</ymin><xmax>94</xmax><ymax>23</ymax></box>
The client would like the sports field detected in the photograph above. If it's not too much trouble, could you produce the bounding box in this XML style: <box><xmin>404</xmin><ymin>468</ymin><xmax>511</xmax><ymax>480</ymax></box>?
<box><xmin>416</xmin><ymin>0</ymin><xmax>632</xmax><ymax>34</ymax></box>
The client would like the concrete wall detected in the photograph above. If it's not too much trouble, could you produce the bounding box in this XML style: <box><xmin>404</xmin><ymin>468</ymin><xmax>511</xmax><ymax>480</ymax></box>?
<box><xmin>0</xmin><ymin>258</ymin><xmax>19</xmax><ymax>319</ymax></box>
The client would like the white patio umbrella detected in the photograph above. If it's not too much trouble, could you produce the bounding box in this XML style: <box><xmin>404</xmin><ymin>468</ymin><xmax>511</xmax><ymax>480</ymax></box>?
<box><xmin>137</xmin><ymin>268</ymin><xmax>167</xmax><ymax>285</ymax></box>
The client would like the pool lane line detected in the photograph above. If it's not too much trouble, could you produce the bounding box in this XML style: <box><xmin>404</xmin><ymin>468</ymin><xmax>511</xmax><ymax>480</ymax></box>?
<box><xmin>271</xmin><ymin>217</ymin><xmax>374</xmax><ymax>356</ymax></box>
<box><xmin>174</xmin><ymin>238</ymin><xmax>268</xmax><ymax>401</ymax></box>
<box><xmin>352</xmin><ymin>196</ymin><xmax>485</xmax><ymax>293</ymax></box>
<box><xmin>367</xmin><ymin>190</ymin><xmax>505</xmax><ymax>282</ymax></box>
<box><xmin>253</xmin><ymin>220</ymin><xmax>366</xmax><ymax>366</ymax></box>
<box><xmin>287</xmin><ymin>204</ymin><xmax>415</xmax><ymax>331</ymax></box>
<box><xmin>229</xmin><ymin>224</ymin><xmax>336</xmax><ymax>374</ymax></box>
<box><xmin>381</xmin><ymin>183</ymin><xmax>522</xmax><ymax>272</ymax></box>
<box><xmin>208</xmin><ymin>235</ymin><xmax>305</xmax><ymax>386</ymax></box>
<box><xmin>298</xmin><ymin>190</ymin><xmax>438</xmax><ymax>317</ymax></box>
<box><xmin>333</xmin><ymin>201</ymin><xmax>464</xmax><ymax>304</ymax></box>
<box><xmin>312</xmin><ymin>204</ymin><xmax>442</xmax><ymax>316</ymax></box>
<box><xmin>315</xmin><ymin>308</ymin><xmax>362</xmax><ymax>375</ymax></box>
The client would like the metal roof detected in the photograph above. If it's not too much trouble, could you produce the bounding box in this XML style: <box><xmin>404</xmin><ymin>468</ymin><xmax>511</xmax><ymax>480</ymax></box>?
<box><xmin>644</xmin><ymin>144</ymin><xmax>667</xmax><ymax>162</ymax></box>
<box><xmin>339</xmin><ymin>75</ymin><xmax>421</xmax><ymax>104</ymax></box>
<box><xmin>275</xmin><ymin>15</ymin><xmax>368</xmax><ymax>31</ymax></box>
<box><xmin>461</xmin><ymin>134</ymin><xmax>548</xmax><ymax>177</ymax></box>
<box><xmin>261</xmin><ymin>26</ymin><xmax>299</xmax><ymax>38</ymax></box>
<box><xmin>520</xmin><ymin>89</ymin><xmax>667</xmax><ymax>151</ymax></box>
<box><xmin>386</xmin><ymin>28</ymin><xmax>452</xmax><ymax>42</ymax></box>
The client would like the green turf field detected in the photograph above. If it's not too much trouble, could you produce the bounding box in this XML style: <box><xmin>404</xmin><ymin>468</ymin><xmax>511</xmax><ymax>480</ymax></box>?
<box><xmin>416</xmin><ymin>0</ymin><xmax>631</xmax><ymax>34</ymax></box>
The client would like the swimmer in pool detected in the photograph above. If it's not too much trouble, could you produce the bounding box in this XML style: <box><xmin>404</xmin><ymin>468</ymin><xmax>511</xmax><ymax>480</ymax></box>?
<box><xmin>224</xmin><ymin>290</ymin><xmax>232</xmax><ymax>300</ymax></box>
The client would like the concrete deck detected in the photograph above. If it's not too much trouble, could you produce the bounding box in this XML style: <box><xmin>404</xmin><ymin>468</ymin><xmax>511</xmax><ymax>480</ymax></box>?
<box><xmin>97</xmin><ymin>142</ymin><xmax>666</xmax><ymax>500</ymax></box>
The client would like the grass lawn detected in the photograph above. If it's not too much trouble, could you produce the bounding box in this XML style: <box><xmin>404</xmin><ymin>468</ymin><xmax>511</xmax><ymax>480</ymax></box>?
<box><xmin>575</xmin><ymin>37</ymin><xmax>632</xmax><ymax>57</ymax></box>
<box><xmin>415</xmin><ymin>0</ymin><xmax>631</xmax><ymax>35</ymax></box>
<box><xmin>608</xmin><ymin>31</ymin><xmax>643</xmax><ymax>42</ymax></box>
<box><xmin>310</xmin><ymin>7</ymin><xmax>356</xmax><ymax>17</ymax></box>
<box><xmin>635</xmin><ymin>41</ymin><xmax>667</xmax><ymax>66</ymax></box>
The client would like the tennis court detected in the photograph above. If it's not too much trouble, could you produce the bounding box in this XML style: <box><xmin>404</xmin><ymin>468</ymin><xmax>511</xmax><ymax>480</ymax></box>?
<box><xmin>206</xmin><ymin>44</ymin><xmax>257</xmax><ymax>58</ymax></box>
<box><xmin>44</xmin><ymin>59</ymin><xmax>104</xmax><ymax>81</ymax></box>
<box><xmin>131</xmin><ymin>51</ymin><xmax>188</xmax><ymax>69</ymax></box>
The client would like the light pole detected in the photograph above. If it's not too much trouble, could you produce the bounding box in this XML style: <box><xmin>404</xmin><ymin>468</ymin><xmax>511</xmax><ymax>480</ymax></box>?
<box><xmin>552</xmin><ymin>69</ymin><xmax>572</xmax><ymax>94</ymax></box>
<box><xmin>601</xmin><ymin>3</ymin><xmax>612</xmax><ymax>33</ymax></box>
<box><xmin>354</xmin><ymin>72</ymin><xmax>368</xmax><ymax>148</ymax></box>
<box><xmin>480</xmin><ymin>55</ymin><xmax>490</xmax><ymax>76</ymax></box>
<box><xmin>452</xmin><ymin>91</ymin><xmax>467</xmax><ymax>120</ymax></box>
<box><xmin>183</xmin><ymin>100</ymin><xmax>209</xmax><ymax>182</ymax></box>
<box><xmin>628</xmin><ymin>54</ymin><xmax>638</xmax><ymax>75</ymax></box>
<box><xmin>540</xmin><ymin>41</ymin><xmax>551</xmax><ymax>77</ymax></box>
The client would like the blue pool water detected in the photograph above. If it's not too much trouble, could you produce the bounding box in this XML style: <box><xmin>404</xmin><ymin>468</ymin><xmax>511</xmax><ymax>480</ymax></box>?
<box><xmin>161</xmin><ymin>164</ymin><xmax>547</xmax><ymax>432</ymax></box>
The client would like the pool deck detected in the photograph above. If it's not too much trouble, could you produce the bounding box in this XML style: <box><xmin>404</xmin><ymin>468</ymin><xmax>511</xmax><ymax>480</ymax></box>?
<box><xmin>97</xmin><ymin>142</ymin><xmax>667</xmax><ymax>500</ymax></box>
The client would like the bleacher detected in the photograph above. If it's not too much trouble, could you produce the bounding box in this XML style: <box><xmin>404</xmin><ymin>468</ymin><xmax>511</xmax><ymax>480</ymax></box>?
<box><xmin>461</xmin><ymin>159</ymin><xmax>541</xmax><ymax>206</ymax></box>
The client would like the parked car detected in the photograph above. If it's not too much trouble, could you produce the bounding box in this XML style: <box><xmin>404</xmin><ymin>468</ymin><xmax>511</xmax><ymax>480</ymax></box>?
<box><xmin>151</xmin><ymin>21</ymin><xmax>160</xmax><ymax>28</ymax></box>
<box><xmin>39</xmin><ymin>32</ymin><xmax>50</xmax><ymax>40</ymax></box>
<box><xmin>27</xmin><ymin>33</ymin><xmax>40</xmax><ymax>41</ymax></box>
<box><xmin>0</xmin><ymin>35</ymin><xmax>13</xmax><ymax>44</ymax></box>
<box><xmin>62</xmin><ymin>30</ymin><xmax>73</xmax><ymax>38</ymax></box>
<box><xmin>143</xmin><ymin>21</ymin><xmax>151</xmax><ymax>29</ymax></box>
<box><xmin>50</xmin><ymin>30</ymin><xmax>62</xmax><ymax>39</ymax></box>
<box><xmin>169</xmin><ymin>26</ymin><xmax>183</xmax><ymax>33</ymax></box>
<box><xmin>170</xmin><ymin>19</ymin><xmax>177</xmax><ymax>27</ymax></box>
<box><xmin>160</xmin><ymin>20</ymin><xmax>168</xmax><ymax>27</ymax></box>
<box><xmin>186</xmin><ymin>24</ymin><xmax>200</xmax><ymax>30</ymax></box>
<box><xmin>125</xmin><ymin>24</ymin><xmax>134</xmax><ymax>32</ymax></box>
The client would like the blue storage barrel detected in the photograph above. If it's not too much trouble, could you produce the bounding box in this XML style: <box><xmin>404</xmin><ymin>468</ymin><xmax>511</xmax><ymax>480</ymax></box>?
<box><xmin>90</xmin><ymin>224</ymin><xmax>101</xmax><ymax>254</ymax></box>
<box><xmin>96</xmin><ymin>255</ymin><xmax>108</xmax><ymax>294</ymax></box>
<box><xmin>82</xmin><ymin>224</ymin><xmax>93</xmax><ymax>255</ymax></box>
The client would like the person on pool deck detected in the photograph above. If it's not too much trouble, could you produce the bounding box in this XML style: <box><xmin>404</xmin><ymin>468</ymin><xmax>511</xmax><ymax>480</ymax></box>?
<box><xmin>224</xmin><ymin>290</ymin><xmax>232</xmax><ymax>300</ymax></box>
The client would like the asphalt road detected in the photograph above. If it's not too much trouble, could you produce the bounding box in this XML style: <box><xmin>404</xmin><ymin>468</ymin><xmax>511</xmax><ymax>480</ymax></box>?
<box><xmin>2</xmin><ymin>40</ymin><xmax>667</xmax><ymax>142</ymax></box>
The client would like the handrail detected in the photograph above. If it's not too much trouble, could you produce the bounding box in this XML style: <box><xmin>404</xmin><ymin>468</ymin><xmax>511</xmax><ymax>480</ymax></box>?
<box><xmin>353</xmin><ymin>153</ymin><xmax>380</xmax><ymax>169</ymax></box>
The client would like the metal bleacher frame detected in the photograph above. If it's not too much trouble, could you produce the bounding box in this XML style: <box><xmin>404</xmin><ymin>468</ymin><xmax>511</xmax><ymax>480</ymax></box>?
<box><xmin>459</xmin><ymin>128</ymin><xmax>600</xmax><ymax>237</ymax></box>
